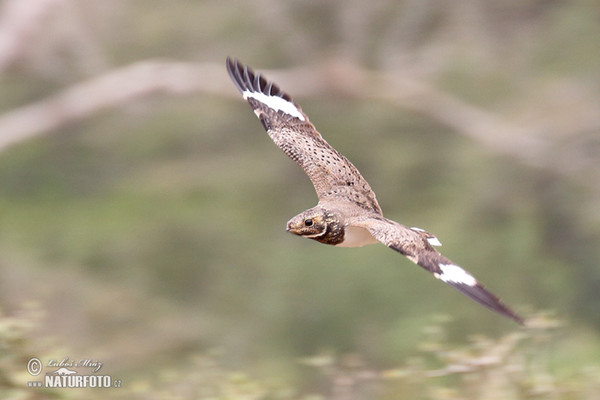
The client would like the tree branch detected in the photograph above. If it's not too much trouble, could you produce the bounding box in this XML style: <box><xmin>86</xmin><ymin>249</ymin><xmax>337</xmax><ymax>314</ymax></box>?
<box><xmin>0</xmin><ymin>59</ymin><xmax>596</xmax><ymax>187</ymax></box>
<box><xmin>0</xmin><ymin>60</ymin><xmax>226</xmax><ymax>151</ymax></box>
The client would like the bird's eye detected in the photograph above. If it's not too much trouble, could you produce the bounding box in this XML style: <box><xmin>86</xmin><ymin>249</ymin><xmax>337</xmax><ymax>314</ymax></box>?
<box><xmin>304</xmin><ymin>219</ymin><xmax>313</xmax><ymax>227</ymax></box>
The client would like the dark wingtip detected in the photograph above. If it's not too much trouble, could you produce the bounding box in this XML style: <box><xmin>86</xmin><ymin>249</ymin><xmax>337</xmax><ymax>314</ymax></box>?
<box><xmin>456</xmin><ymin>282</ymin><xmax>525</xmax><ymax>325</ymax></box>
<box><xmin>498</xmin><ymin>304</ymin><xmax>525</xmax><ymax>325</ymax></box>
<box><xmin>225</xmin><ymin>57</ymin><xmax>293</xmax><ymax>102</ymax></box>
<box><xmin>511</xmin><ymin>311</ymin><xmax>526</xmax><ymax>326</ymax></box>
<box><xmin>226</xmin><ymin>57</ymin><xmax>247</xmax><ymax>94</ymax></box>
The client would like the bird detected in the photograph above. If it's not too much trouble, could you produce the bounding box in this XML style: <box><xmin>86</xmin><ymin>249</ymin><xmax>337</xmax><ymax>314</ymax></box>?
<box><xmin>226</xmin><ymin>57</ymin><xmax>524</xmax><ymax>325</ymax></box>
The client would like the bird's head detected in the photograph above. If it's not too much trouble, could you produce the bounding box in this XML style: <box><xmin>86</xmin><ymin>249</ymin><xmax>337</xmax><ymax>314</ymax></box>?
<box><xmin>286</xmin><ymin>207</ymin><xmax>344</xmax><ymax>245</ymax></box>
<box><xmin>286</xmin><ymin>207</ymin><xmax>329</xmax><ymax>238</ymax></box>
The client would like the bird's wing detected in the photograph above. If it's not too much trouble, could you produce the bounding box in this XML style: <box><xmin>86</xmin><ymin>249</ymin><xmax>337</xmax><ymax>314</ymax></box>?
<box><xmin>226</xmin><ymin>57</ymin><xmax>381</xmax><ymax>214</ymax></box>
<box><xmin>350</xmin><ymin>216</ymin><xmax>524</xmax><ymax>324</ymax></box>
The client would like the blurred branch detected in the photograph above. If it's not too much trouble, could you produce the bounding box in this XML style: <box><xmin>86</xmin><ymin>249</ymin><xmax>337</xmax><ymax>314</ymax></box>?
<box><xmin>0</xmin><ymin>0</ymin><xmax>64</xmax><ymax>73</ymax></box>
<box><xmin>0</xmin><ymin>59</ymin><xmax>597</xmax><ymax>186</ymax></box>
<box><xmin>0</xmin><ymin>60</ymin><xmax>227</xmax><ymax>151</ymax></box>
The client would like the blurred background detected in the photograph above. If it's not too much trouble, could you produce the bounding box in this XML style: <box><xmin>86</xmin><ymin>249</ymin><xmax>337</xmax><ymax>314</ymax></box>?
<box><xmin>1</xmin><ymin>0</ymin><xmax>599</xmax><ymax>398</ymax></box>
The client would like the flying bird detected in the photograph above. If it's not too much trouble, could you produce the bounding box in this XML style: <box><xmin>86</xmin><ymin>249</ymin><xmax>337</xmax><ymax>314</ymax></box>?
<box><xmin>226</xmin><ymin>57</ymin><xmax>524</xmax><ymax>325</ymax></box>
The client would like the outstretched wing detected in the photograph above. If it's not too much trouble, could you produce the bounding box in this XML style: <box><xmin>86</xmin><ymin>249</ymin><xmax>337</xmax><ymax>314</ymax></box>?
<box><xmin>351</xmin><ymin>217</ymin><xmax>524</xmax><ymax>324</ymax></box>
<box><xmin>226</xmin><ymin>57</ymin><xmax>381</xmax><ymax>214</ymax></box>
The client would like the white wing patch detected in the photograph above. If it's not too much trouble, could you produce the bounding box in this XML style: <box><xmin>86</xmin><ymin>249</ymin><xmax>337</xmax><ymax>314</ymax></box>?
<box><xmin>427</xmin><ymin>237</ymin><xmax>442</xmax><ymax>247</ymax></box>
<box><xmin>435</xmin><ymin>263</ymin><xmax>477</xmax><ymax>287</ymax></box>
<box><xmin>243</xmin><ymin>91</ymin><xmax>305</xmax><ymax>121</ymax></box>
<box><xmin>410</xmin><ymin>227</ymin><xmax>442</xmax><ymax>247</ymax></box>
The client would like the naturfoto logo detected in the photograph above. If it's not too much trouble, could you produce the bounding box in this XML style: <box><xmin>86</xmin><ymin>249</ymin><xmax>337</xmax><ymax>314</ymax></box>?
<box><xmin>26</xmin><ymin>357</ymin><xmax>122</xmax><ymax>389</ymax></box>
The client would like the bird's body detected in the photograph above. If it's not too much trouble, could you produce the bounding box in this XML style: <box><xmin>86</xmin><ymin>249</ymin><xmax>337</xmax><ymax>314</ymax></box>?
<box><xmin>226</xmin><ymin>57</ymin><xmax>524</xmax><ymax>325</ymax></box>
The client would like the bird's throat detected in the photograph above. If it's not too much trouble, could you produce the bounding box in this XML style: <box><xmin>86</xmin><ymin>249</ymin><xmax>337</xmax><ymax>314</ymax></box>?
<box><xmin>309</xmin><ymin>218</ymin><xmax>344</xmax><ymax>246</ymax></box>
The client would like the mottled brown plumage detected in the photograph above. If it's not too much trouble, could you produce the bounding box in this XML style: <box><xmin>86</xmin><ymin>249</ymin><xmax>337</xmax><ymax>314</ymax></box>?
<box><xmin>226</xmin><ymin>57</ymin><xmax>524</xmax><ymax>325</ymax></box>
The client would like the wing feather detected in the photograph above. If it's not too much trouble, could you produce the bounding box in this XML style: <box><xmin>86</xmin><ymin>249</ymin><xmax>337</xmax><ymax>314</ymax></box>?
<box><xmin>351</xmin><ymin>217</ymin><xmax>524</xmax><ymax>324</ymax></box>
<box><xmin>226</xmin><ymin>57</ymin><xmax>381</xmax><ymax>214</ymax></box>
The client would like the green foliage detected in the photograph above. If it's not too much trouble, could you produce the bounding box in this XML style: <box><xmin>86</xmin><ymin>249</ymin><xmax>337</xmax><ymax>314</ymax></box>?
<box><xmin>2</xmin><ymin>308</ymin><xmax>599</xmax><ymax>399</ymax></box>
